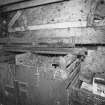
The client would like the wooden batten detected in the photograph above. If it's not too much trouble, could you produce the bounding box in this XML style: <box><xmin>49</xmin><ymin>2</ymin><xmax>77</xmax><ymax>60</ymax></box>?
<box><xmin>9</xmin><ymin>21</ymin><xmax>87</xmax><ymax>32</ymax></box>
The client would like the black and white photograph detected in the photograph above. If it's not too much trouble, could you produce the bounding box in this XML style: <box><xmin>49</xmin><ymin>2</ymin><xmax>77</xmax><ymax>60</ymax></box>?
<box><xmin>0</xmin><ymin>0</ymin><xmax>105</xmax><ymax>105</ymax></box>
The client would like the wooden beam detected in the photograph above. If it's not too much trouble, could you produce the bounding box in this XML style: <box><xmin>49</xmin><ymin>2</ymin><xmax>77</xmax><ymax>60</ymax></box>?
<box><xmin>0</xmin><ymin>0</ymin><xmax>24</xmax><ymax>6</ymax></box>
<box><xmin>1</xmin><ymin>0</ymin><xmax>65</xmax><ymax>12</ymax></box>
<box><xmin>9</xmin><ymin>21</ymin><xmax>87</xmax><ymax>32</ymax></box>
<box><xmin>3</xmin><ymin>46</ymin><xmax>85</xmax><ymax>55</ymax></box>
<box><xmin>8</xmin><ymin>11</ymin><xmax>22</xmax><ymax>29</ymax></box>
<box><xmin>9</xmin><ymin>20</ymin><xmax>105</xmax><ymax>32</ymax></box>
<box><xmin>87</xmin><ymin>0</ymin><xmax>100</xmax><ymax>26</ymax></box>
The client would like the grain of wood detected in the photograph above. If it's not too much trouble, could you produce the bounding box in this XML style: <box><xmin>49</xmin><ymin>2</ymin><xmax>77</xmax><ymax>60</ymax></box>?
<box><xmin>1</xmin><ymin>0</ymin><xmax>65</xmax><ymax>12</ymax></box>
<box><xmin>9</xmin><ymin>21</ymin><xmax>87</xmax><ymax>32</ymax></box>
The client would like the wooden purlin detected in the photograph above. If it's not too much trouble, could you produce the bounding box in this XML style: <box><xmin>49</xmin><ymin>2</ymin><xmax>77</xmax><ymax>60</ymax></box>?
<box><xmin>0</xmin><ymin>0</ymin><xmax>66</xmax><ymax>12</ymax></box>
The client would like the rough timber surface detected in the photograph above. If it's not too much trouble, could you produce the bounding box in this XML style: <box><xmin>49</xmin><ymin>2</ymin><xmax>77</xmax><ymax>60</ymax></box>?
<box><xmin>4</xmin><ymin>0</ymin><xmax>105</xmax><ymax>44</ymax></box>
<box><xmin>1</xmin><ymin>0</ymin><xmax>91</xmax><ymax>44</ymax></box>
<box><xmin>1</xmin><ymin>0</ymin><xmax>105</xmax><ymax>44</ymax></box>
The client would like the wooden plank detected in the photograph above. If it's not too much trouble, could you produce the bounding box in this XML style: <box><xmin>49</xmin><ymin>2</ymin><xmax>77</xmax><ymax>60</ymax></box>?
<box><xmin>1</xmin><ymin>0</ymin><xmax>65</xmax><ymax>12</ymax></box>
<box><xmin>3</xmin><ymin>46</ymin><xmax>85</xmax><ymax>54</ymax></box>
<box><xmin>87</xmin><ymin>0</ymin><xmax>101</xmax><ymax>26</ymax></box>
<box><xmin>8</xmin><ymin>21</ymin><xmax>105</xmax><ymax>33</ymax></box>
<box><xmin>6</xmin><ymin>26</ymin><xmax>105</xmax><ymax>44</ymax></box>
<box><xmin>0</xmin><ymin>0</ymin><xmax>24</xmax><ymax>6</ymax></box>
<box><xmin>9</xmin><ymin>21</ymin><xmax>87</xmax><ymax>32</ymax></box>
<box><xmin>8</xmin><ymin>11</ymin><xmax>22</xmax><ymax>29</ymax></box>
<box><xmin>87</xmin><ymin>0</ymin><xmax>98</xmax><ymax>26</ymax></box>
<box><xmin>6</xmin><ymin>0</ymin><xmax>86</xmax><ymax>27</ymax></box>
